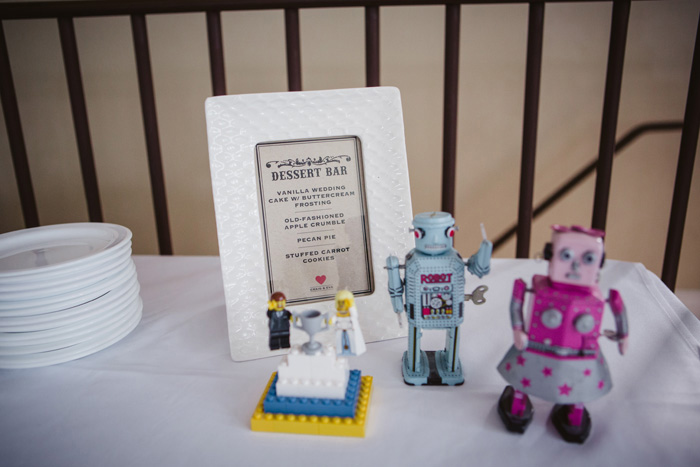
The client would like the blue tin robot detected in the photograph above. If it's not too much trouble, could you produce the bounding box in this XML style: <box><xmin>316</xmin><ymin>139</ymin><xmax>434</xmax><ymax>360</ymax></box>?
<box><xmin>386</xmin><ymin>212</ymin><xmax>492</xmax><ymax>386</ymax></box>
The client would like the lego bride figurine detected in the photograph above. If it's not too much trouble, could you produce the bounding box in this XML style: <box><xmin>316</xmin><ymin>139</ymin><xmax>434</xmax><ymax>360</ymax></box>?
<box><xmin>332</xmin><ymin>290</ymin><xmax>366</xmax><ymax>357</ymax></box>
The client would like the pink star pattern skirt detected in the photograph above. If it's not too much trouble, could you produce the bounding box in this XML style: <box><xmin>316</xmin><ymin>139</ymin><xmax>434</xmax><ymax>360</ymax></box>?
<box><xmin>497</xmin><ymin>346</ymin><xmax>613</xmax><ymax>404</ymax></box>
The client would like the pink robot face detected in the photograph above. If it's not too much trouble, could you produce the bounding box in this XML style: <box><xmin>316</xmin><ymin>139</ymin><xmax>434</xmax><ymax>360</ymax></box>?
<box><xmin>548</xmin><ymin>228</ymin><xmax>604</xmax><ymax>287</ymax></box>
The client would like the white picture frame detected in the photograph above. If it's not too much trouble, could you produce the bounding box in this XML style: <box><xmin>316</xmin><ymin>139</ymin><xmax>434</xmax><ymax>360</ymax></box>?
<box><xmin>206</xmin><ymin>87</ymin><xmax>413</xmax><ymax>361</ymax></box>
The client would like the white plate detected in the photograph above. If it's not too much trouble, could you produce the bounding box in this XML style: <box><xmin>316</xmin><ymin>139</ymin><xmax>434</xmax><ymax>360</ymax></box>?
<box><xmin>0</xmin><ymin>280</ymin><xmax>140</xmax><ymax>342</ymax></box>
<box><xmin>0</xmin><ymin>293</ymin><xmax>141</xmax><ymax>355</ymax></box>
<box><xmin>0</xmin><ymin>252</ymin><xmax>133</xmax><ymax>298</ymax></box>
<box><xmin>0</xmin><ymin>242</ymin><xmax>132</xmax><ymax>286</ymax></box>
<box><xmin>0</xmin><ymin>272</ymin><xmax>138</xmax><ymax>330</ymax></box>
<box><xmin>0</xmin><ymin>223</ymin><xmax>131</xmax><ymax>277</ymax></box>
<box><xmin>0</xmin><ymin>298</ymin><xmax>142</xmax><ymax>369</ymax></box>
<box><xmin>0</xmin><ymin>260</ymin><xmax>136</xmax><ymax>313</ymax></box>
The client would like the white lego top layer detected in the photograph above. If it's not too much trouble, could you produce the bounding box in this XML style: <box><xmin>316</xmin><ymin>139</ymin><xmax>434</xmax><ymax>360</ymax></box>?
<box><xmin>276</xmin><ymin>344</ymin><xmax>350</xmax><ymax>399</ymax></box>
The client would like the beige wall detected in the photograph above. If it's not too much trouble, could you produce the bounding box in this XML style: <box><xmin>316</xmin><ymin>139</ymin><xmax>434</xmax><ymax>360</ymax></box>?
<box><xmin>1</xmin><ymin>1</ymin><xmax>699</xmax><ymax>288</ymax></box>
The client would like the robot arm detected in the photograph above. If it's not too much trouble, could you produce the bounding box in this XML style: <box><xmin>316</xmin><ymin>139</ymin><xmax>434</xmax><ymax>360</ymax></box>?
<box><xmin>511</xmin><ymin>279</ymin><xmax>528</xmax><ymax>350</ymax></box>
<box><xmin>386</xmin><ymin>255</ymin><xmax>405</xmax><ymax>326</ymax></box>
<box><xmin>466</xmin><ymin>224</ymin><xmax>493</xmax><ymax>278</ymax></box>
<box><xmin>606</xmin><ymin>289</ymin><xmax>629</xmax><ymax>355</ymax></box>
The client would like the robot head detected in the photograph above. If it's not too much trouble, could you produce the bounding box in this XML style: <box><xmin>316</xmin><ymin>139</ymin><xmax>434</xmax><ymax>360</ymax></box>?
<box><xmin>545</xmin><ymin>225</ymin><xmax>605</xmax><ymax>287</ymax></box>
<box><xmin>411</xmin><ymin>212</ymin><xmax>456</xmax><ymax>256</ymax></box>
<box><xmin>269</xmin><ymin>291</ymin><xmax>287</xmax><ymax>311</ymax></box>
<box><xmin>335</xmin><ymin>289</ymin><xmax>355</xmax><ymax>317</ymax></box>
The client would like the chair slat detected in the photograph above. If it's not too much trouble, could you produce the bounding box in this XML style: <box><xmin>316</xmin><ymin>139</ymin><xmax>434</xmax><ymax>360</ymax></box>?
<box><xmin>0</xmin><ymin>22</ymin><xmax>39</xmax><ymax>228</ymax></box>
<box><xmin>440</xmin><ymin>3</ymin><xmax>460</xmax><ymax>215</ymax></box>
<box><xmin>516</xmin><ymin>1</ymin><xmax>545</xmax><ymax>258</ymax></box>
<box><xmin>284</xmin><ymin>8</ymin><xmax>302</xmax><ymax>91</ymax></box>
<box><xmin>365</xmin><ymin>6</ymin><xmax>380</xmax><ymax>87</ymax></box>
<box><xmin>661</xmin><ymin>14</ymin><xmax>700</xmax><ymax>291</ymax></box>
<box><xmin>58</xmin><ymin>16</ymin><xmax>103</xmax><ymax>223</ymax></box>
<box><xmin>206</xmin><ymin>11</ymin><xmax>226</xmax><ymax>96</ymax></box>
<box><xmin>130</xmin><ymin>13</ymin><xmax>172</xmax><ymax>255</ymax></box>
<box><xmin>591</xmin><ymin>0</ymin><xmax>630</xmax><ymax>231</ymax></box>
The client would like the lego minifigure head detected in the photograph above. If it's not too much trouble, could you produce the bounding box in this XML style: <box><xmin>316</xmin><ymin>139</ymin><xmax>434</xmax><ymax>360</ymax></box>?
<box><xmin>269</xmin><ymin>291</ymin><xmax>287</xmax><ymax>311</ymax></box>
<box><xmin>335</xmin><ymin>290</ymin><xmax>355</xmax><ymax>317</ymax></box>
<box><xmin>411</xmin><ymin>212</ymin><xmax>456</xmax><ymax>256</ymax></box>
<box><xmin>546</xmin><ymin>225</ymin><xmax>605</xmax><ymax>287</ymax></box>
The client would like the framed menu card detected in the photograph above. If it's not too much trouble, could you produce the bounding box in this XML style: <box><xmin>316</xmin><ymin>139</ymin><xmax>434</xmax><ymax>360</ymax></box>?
<box><xmin>255</xmin><ymin>136</ymin><xmax>373</xmax><ymax>304</ymax></box>
<box><xmin>206</xmin><ymin>87</ymin><xmax>413</xmax><ymax>361</ymax></box>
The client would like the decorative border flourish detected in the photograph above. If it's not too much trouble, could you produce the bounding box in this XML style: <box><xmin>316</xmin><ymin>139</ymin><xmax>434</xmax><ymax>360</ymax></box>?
<box><xmin>265</xmin><ymin>155</ymin><xmax>351</xmax><ymax>169</ymax></box>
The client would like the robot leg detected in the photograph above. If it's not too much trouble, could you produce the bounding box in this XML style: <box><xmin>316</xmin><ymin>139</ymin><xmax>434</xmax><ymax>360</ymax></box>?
<box><xmin>434</xmin><ymin>326</ymin><xmax>464</xmax><ymax>385</ymax></box>
<box><xmin>401</xmin><ymin>324</ymin><xmax>430</xmax><ymax>385</ymax></box>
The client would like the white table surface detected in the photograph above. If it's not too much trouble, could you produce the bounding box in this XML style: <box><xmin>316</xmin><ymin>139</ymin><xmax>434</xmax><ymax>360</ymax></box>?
<box><xmin>1</xmin><ymin>256</ymin><xmax>699</xmax><ymax>467</ymax></box>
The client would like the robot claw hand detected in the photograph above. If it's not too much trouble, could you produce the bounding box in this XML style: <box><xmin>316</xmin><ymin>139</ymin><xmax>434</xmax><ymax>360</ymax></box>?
<box><xmin>390</xmin><ymin>296</ymin><xmax>405</xmax><ymax>326</ymax></box>
<box><xmin>386</xmin><ymin>255</ymin><xmax>405</xmax><ymax>327</ymax></box>
<box><xmin>513</xmin><ymin>328</ymin><xmax>529</xmax><ymax>350</ymax></box>
<box><xmin>618</xmin><ymin>337</ymin><xmax>629</xmax><ymax>355</ymax></box>
<box><xmin>467</xmin><ymin>239</ymin><xmax>493</xmax><ymax>278</ymax></box>
<box><xmin>603</xmin><ymin>330</ymin><xmax>629</xmax><ymax>355</ymax></box>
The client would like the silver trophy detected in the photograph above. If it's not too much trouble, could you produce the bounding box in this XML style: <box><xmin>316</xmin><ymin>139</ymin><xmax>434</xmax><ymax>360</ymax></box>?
<box><xmin>292</xmin><ymin>309</ymin><xmax>330</xmax><ymax>355</ymax></box>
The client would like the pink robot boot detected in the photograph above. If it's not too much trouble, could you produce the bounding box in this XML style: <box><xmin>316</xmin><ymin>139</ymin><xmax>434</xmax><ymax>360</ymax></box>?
<box><xmin>550</xmin><ymin>403</ymin><xmax>591</xmax><ymax>444</ymax></box>
<box><xmin>497</xmin><ymin>385</ymin><xmax>534</xmax><ymax>433</ymax></box>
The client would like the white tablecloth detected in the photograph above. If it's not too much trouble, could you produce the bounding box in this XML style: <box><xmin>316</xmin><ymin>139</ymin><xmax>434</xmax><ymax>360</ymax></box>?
<box><xmin>1</xmin><ymin>256</ymin><xmax>699</xmax><ymax>466</ymax></box>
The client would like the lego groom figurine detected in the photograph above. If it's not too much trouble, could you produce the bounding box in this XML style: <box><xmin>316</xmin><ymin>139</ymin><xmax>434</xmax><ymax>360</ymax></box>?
<box><xmin>267</xmin><ymin>291</ymin><xmax>292</xmax><ymax>350</ymax></box>
<box><xmin>386</xmin><ymin>211</ymin><xmax>492</xmax><ymax>386</ymax></box>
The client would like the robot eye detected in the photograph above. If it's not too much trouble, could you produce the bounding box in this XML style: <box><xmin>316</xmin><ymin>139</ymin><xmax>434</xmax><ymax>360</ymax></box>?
<box><xmin>582</xmin><ymin>251</ymin><xmax>597</xmax><ymax>265</ymax></box>
<box><xmin>559</xmin><ymin>248</ymin><xmax>574</xmax><ymax>261</ymax></box>
<box><xmin>413</xmin><ymin>228</ymin><xmax>425</xmax><ymax>239</ymax></box>
<box><xmin>445</xmin><ymin>226</ymin><xmax>456</xmax><ymax>238</ymax></box>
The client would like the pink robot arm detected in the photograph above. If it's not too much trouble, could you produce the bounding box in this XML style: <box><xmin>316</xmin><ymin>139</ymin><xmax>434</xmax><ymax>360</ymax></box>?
<box><xmin>607</xmin><ymin>289</ymin><xmax>629</xmax><ymax>355</ymax></box>
<box><xmin>510</xmin><ymin>279</ymin><xmax>528</xmax><ymax>350</ymax></box>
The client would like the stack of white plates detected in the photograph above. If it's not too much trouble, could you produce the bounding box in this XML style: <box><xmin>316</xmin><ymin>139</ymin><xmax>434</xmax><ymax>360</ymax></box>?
<box><xmin>0</xmin><ymin>223</ymin><xmax>142</xmax><ymax>369</ymax></box>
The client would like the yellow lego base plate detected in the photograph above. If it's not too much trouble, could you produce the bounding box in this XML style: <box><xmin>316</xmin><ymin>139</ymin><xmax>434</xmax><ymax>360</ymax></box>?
<box><xmin>251</xmin><ymin>372</ymin><xmax>373</xmax><ymax>437</ymax></box>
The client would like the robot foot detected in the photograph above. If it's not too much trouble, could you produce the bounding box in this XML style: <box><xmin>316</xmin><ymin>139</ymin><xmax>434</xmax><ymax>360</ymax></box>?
<box><xmin>433</xmin><ymin>350</ymin><xmax>464</xmax><ymax>386</ymax></box>
<box><xmin>401</xmin><ymin>350</ymin><xmax>430</xmax><ymax>386</ymax></box>
<box><xmin>402</xmin><ymin>351</ymin><xmax>464</xmax><ymax>386</ymax></box>
<box><xmin>550</xmin><ymin>404</ymin><xmax>591</xmax><ymax>444</ymax></box>
<box><xmin>497</xmin><ymin>386</ymin><xmax>533</xmax><ymax>434</ymax></box>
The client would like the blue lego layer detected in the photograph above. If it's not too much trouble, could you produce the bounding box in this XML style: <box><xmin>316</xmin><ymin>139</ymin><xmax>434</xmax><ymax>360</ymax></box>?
<box><xmin>263</xmin><ymin>369</ymin><xmax>361</xmax><ymax>418</ymax></box>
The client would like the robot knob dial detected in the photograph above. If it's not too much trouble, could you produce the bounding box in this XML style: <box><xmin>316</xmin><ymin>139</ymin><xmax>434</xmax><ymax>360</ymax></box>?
<box><xmin>574</xmin><ymin>313</ymin><xmax>595</xmax><ymax>334</ymax></box>
<box><xmin>541</xmin><ymin>308</ymin><xmax>563</xmax><ymax>329</ymax></box>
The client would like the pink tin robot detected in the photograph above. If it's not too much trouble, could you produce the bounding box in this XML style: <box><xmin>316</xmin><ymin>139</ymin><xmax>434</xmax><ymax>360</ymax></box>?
<box><xmin>496</xmin><ymin>225</ymin><xmax>628</xmax><ymax>443</ymax></box>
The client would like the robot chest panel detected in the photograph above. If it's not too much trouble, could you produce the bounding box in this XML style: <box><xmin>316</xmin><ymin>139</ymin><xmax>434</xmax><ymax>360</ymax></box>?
<box><xmin>528</xmin><ymin>285</ymin><xmax>604</xmax><ymax>350</ymax></box>
<box><xmin>405</xmin><ymin>253</ymin><xmax>464</xmax><ymax>323</ymax></box>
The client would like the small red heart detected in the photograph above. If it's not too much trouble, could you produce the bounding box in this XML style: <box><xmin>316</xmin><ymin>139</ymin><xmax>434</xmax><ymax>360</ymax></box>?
<box><xmin>315</xmin><ymin>275</ymin><xmax>326</xmax><ymax>284</ymax></box>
